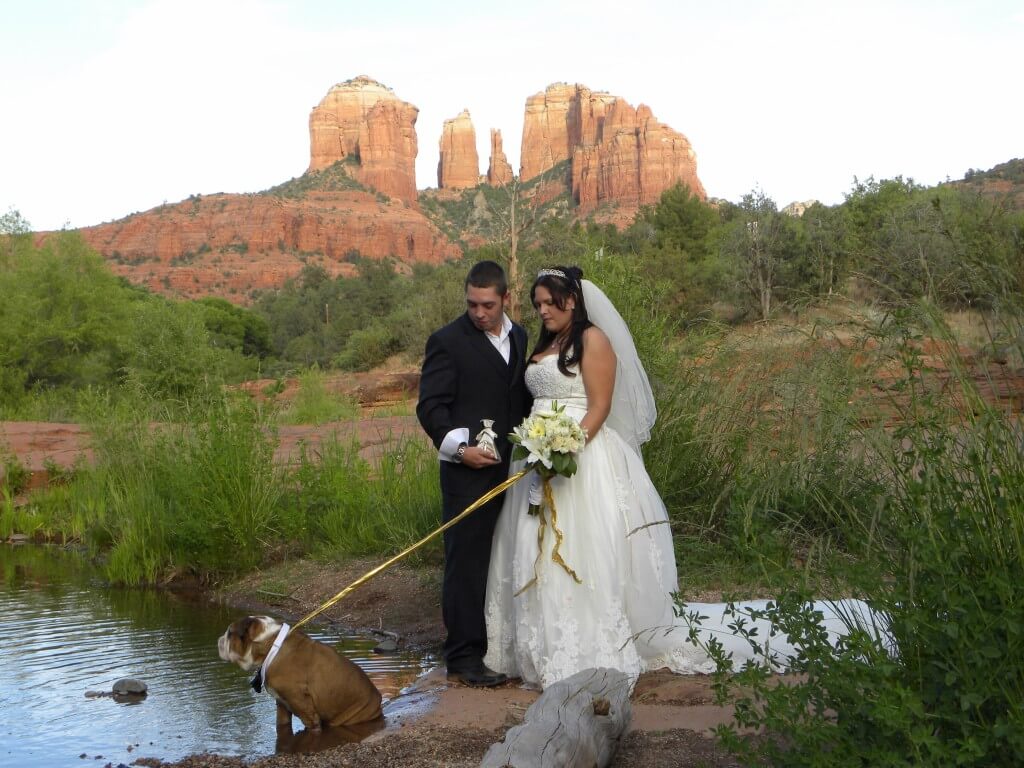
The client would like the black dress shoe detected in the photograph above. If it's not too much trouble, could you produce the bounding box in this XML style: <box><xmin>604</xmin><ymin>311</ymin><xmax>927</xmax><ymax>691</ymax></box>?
<box><xmin>446</xmin><ymin>662</ymin><xmax>508</xmax><ymax>687</ymax></box>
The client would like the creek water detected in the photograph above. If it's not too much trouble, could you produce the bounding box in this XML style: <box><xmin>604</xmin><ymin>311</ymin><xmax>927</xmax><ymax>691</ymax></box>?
<box><xmin>0</xmin><ymin>545</ymin><xmax>436</xmax><ymax>767</ymax></box>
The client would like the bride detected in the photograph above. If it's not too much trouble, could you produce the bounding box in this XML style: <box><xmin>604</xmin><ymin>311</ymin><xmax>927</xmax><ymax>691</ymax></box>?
<box><xmin>484</xmin><ymin>266</ymin><xmax>871</xmax><ymax>690</ymax></box>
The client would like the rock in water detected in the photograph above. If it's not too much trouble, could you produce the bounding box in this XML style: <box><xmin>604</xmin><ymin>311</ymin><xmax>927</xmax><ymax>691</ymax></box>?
<box><xmin>372</xmin><ymin>638</ymin><xmax>399</xmax><ymax>654</ymax></box>
<box><xmin>112</xmin><ymin>678</ymin><xmax>148</xmax><ymax>696</ymax></box>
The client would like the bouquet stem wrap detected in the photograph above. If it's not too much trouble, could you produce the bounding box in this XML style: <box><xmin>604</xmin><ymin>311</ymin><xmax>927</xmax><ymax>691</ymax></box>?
<box><xmin>508</xmin><ymin>402</ymin><xmax>588</xmax><ymax>596</ymax></box>
<box><xmin>514</xmin><ymin>475</ymin><xmax>582</xmax><ymax>595</ymax></box>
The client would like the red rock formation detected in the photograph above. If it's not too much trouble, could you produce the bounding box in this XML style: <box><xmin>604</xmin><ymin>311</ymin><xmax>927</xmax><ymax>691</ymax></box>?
<box><xmin>486</xmin><ymin>129</ymin><xmax>514</xmax><ymax>186</ymax></box>
<box><xmin>437</xmin><ymin>110</ymin><xmax>480</xmax><ymax>189</ymax></box>
<box><xmin>519</xmin><ymin>83</ymin><xmax>576</xmax><ymax>183</ymax></box>
<box><xmin>573</xmin><ymin>103</ymin><xmax>705</xmax><ymax>213</ymax></box>
<box><xmin>74</xmin><ymin>190</ymin><xmax>459</xmax><ymax>301</ymax></box>
<box><xmin>520</xmin><ymin>82</ymin><xmax>705</xmax><ymax>217</ymax></box>
<box><xmin>519</xmin><ymin>83</ymin><xmax>616</xmax><ymax>182</ymax></box>
<box><xmin>308</xmin><ymin>76</ymin><xmax>419</xmax><ymax>203</ymax></box>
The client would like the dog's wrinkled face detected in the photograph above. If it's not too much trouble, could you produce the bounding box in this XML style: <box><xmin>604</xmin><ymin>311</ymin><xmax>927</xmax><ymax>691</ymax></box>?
<box><xmin>217</xmin><ymin>615</ymin><xmax>282</xmax><ymax>671</ymax></box>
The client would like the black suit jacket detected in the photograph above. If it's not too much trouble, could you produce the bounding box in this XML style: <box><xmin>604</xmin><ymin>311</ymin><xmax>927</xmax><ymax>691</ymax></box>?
<box><xmin>417</xmin><ymin>313</ymin><xmax>532</xmax><ymax>499</ymax></box>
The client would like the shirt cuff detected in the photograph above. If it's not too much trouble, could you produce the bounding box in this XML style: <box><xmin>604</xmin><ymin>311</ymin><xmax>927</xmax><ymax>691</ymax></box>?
<box><xmin>439</xmin><ymin>427</ymin><xmax>470</xmax><ymax>463</ymax></box>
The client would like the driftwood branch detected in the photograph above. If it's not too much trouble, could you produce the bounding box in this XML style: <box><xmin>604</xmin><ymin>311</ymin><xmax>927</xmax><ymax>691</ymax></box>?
<box><xmin>480</xmin><ymin>667</ymin><xmax>632</xmax><ymax>768</ymax></box>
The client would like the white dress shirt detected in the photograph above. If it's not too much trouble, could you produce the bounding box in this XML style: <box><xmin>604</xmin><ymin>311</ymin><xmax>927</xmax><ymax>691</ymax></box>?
<box><xmin>439</xmin><ymin>314</ymin><xmax>512</xmax><ymax>462</ymax></box>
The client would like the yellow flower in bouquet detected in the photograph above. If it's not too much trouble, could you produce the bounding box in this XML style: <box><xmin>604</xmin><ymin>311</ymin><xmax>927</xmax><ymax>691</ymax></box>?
<box><xmin>509</xmin><ymin>402</ymin><xmax>587</xmax><ymax>478</ymax></box>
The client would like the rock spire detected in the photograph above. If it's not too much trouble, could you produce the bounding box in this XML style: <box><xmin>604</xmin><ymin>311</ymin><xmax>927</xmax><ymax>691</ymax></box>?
<box><xmin>308</xmin><ymin>75</ymin><xmax>419</xmax><ymax>202</ymax></box>
<box><xmin>486</xmin><ymin>129</ymin><xmax>514</xmax><ymax>186</ymax></box>
<box><xmin>437</xmin><ymin>109</ymin><xmax>480</xmax><ymax>189</ymax></box>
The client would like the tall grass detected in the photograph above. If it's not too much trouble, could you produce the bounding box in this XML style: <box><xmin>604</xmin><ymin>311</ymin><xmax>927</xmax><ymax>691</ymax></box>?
<box><xmin>693</xmin><ymin>303</ymin><xmax>1024</xmax><ymax>767</ymax></box>
<box><xmin>19</xmin><ymin>391</ymin><xmax>439</xmax><ymax>584</ymax></box>
<box><xmin>276</xmin><ymin>366</ymin><xmax>361</xmax><ymax>425</ymax></box>
<box><xmin>639</xmin><ymin>317</ymin><xmax>887</xmax><ymax>590</ymax></box>
<box><xmin>287</xmin><ymin>433</ymin><xmax>441</xmax><ymax>561</ymax></box>
<box><xmin>28</xmin><ymin>395</ymin><xmax>289</xmax><ymax>583</ymax></box>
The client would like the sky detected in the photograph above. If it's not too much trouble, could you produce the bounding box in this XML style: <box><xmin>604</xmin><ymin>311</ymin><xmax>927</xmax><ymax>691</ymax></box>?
<box><xmin>2</xmin><ymin>0</ymin><xmax>1022</xmax><ymax>232</ymax></box>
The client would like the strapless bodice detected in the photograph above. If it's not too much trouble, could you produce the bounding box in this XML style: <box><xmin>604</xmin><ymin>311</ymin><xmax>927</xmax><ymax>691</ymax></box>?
<box><xmin>525</xmin><ymin>354</ymin><xmax>587</xmax><ymax>410</ymax></box>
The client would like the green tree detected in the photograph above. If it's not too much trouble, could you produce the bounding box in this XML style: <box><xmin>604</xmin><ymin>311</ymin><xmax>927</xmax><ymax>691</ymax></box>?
<box><xmin>254</xmin><ymin>260</ymin><xmax>404</xmax><ymax>368</ymax></box>
<box><xmin>197</xmin><ymin>297</ymin><xmax>271</xmax><ymax>358</ymax></box>
<box><xmin>644</xmin><ymin>183</ymin><xmax>718</xmax><ymax>256</ymax></box>
<box><xmin>802</xmin><ymin>202</ymin><xmax>850</xmax><ymax>299</ymax></box>
<box><xmin>623</xmin><ymin>184</ymin><xmax>725</xmax><ymax>317</ymax></box>
<box><xmin>843</xmin><ymin>177</ymin><xmax>967</xmax><ymax>305</ymax></box>
<box><xmin>0</xmin><ymin>228</ymin><xmax>261</xmax><ymax>408</ymax></box>
<box><xmin>0</xmin><ymin>208</ymin><xmax>33</xmax><ymax>265</ymax></box>
<box><xmin>928</xmin><ymin>187</ymin><xmax>1024</xmax><ymax>309</ymax></box>
<box><xmin>0</xmin><ymin>232</ymin><xmax>133</xmax><ymax>400</ymax></box>
<box><xmin>124</xmin><ymin>298</ymin><xmax>220</xmax><ymax>399</ymax></box>
<box><xmin>722</xmin><ymin>189</ymin><xmax>805</xmax><ymax>321</ymax></box>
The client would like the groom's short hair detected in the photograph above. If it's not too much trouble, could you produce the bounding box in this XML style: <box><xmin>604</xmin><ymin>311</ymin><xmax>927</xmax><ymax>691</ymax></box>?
<box><xmin>465</xmin><ymin>260</ymin><xmax>508</xmax><ymax>296</ymax></box>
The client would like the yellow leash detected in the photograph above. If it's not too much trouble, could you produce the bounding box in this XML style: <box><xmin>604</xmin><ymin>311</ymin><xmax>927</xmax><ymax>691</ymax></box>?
<box><xmin>291</xmin><ymin>469</ymin><xmax>530</xmax><ymax>631</ymax></box>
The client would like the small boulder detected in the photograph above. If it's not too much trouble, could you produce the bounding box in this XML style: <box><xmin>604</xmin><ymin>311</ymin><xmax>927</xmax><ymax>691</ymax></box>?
<box><xmin>372</xmin><ymin>638</ymin><xmax>399</xmax><ymax>654</ymax></box>
<box><xmin>112</xmin><ymin>678</ymin><xmax>148</xmax><ymax>696</ymax></box>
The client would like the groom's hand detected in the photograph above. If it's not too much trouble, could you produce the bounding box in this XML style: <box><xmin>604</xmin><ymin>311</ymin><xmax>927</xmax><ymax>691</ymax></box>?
<box><xmin>462</xmin><ymin>446</ymin><xmax>500</xmax><ymax>469</ymax></box>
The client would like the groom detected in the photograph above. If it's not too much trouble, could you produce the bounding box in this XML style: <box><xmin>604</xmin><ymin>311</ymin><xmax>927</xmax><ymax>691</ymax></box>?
<box><xmin>417</xmin><ymin>261</ymin><xmax>531</xmax><ymax>687</ymax></box>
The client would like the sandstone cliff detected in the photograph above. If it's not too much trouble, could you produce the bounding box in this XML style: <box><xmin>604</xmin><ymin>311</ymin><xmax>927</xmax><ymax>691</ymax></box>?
<box><xmin>67</xmin><ymin>76</ymin><xmax>710</xmax><ymax>304</ymax></box>
<box><xmin>437</xmin><ymin>110</ymin><xmax>480</xmax><ymax>189</ymax></box>
<box><xmin>519</xmin><ymin>83</ymin><xmax>616</xmax><ymax>182</ymax></box>
<box><xmin>308</xmin><ymin>76</ymin><xmax>419</xmax><ymax>203</ymax></box>
<box><xmin>76</xmin><ymin>187</ymin><xmax>458</xmax><ymax>301</ymax></box>
<box><xmin>486</xmin><ymin>129</ymin><xmax>514</xmax><ymax>186</ymax></box>
<box><xmin>519</xmin><ymin>83</ymin><xmax>705</xmax><ymax>217</ymax></box>
<box><xmin>781</xmin><ymin>200</ymin><xmax>820</xmax><ymax>217</ymax></box>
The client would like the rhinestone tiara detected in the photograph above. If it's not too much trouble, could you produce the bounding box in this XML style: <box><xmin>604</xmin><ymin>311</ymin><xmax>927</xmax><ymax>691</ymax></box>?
<box><xmin>537</xmin><ymin>268</ymin><xmax>568</xmax><ymax>280</ymax></box>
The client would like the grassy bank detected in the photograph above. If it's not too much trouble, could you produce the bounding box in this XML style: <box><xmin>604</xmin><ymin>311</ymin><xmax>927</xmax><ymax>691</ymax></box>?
<box><xmin>1</xmin><ymin>394</ymin><xmax>441</xmax><ymax>585</ymax></box>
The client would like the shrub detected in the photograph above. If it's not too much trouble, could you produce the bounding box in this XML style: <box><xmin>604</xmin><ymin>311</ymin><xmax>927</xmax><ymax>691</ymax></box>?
<box><xmin>1</xmin><ymin>453</ymin><xmax>30</xmax><ymax>495</ymax></box>
<box><xmin>277</xmin><ymin>367</ymin><xmax>359</xmax><ymax>425</ymax></box>
<box><xmin>694</xmin><ymin>305</ymin><xmax>1024</xmax><ymax>767</ymax></box>
<box><xmin>334</xmin><ymin>324</ymin><xmax>399</xmax><ymax>371</ymax></box>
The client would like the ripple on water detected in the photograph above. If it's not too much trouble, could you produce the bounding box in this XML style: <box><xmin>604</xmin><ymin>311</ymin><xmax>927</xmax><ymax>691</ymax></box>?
<box><xmin>0</xmin><ymin>546</ymin><xmax>435</xmax><ymax>768</ymax></box>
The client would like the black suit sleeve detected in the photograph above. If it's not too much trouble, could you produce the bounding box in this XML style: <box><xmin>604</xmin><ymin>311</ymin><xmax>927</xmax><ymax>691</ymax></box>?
<box><xmin>417</xmin><ymin>331</ymin><xmax>459</xmax><ymax>449</ymax></box>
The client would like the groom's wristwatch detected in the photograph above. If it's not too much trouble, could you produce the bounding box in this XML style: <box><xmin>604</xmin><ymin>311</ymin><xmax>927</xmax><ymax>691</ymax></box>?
<box><xmin>453</xmin><ymin>443</ymin><xmax>468</xmax><ymax>463</ymax></box>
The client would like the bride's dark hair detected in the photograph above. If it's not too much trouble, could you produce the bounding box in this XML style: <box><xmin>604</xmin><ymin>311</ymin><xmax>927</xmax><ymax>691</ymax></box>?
<box><xmin>528</xmin><ymin>265</ymin><xmax>592</xmax><ymax>377</ymax></box>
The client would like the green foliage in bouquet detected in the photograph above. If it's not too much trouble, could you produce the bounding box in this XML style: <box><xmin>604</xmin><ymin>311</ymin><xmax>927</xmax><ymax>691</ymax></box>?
<box><xmin>508</xmin><ymin>401</ymin><xmax>587</xmax><ymax>480</ymax></box>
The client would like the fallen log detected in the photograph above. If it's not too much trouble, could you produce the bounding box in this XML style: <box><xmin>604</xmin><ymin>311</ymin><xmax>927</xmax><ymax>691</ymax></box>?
<box><xmin>480</xmin><ymin>667</ymin><xmax>632</xmax><ymax>768</ymax></box>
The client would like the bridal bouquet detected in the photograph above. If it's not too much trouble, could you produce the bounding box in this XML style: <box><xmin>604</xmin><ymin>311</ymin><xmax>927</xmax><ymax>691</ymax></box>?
<box><xmin>509</xmin><ymin>402</ymin><xmax>587</xmax><ymax>516</ymax></box>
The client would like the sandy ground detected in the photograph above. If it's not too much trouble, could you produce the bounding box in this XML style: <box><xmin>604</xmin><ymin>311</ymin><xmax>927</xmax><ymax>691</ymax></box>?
<box><xmin>135</xmin><ymin>668</ymin><xmax>743</xmax><ymax>768</ymax></box>
<box><xmin>152</xmin><ymin>559</ymin><xmax>746</xmax><ymax>768</ymax></box>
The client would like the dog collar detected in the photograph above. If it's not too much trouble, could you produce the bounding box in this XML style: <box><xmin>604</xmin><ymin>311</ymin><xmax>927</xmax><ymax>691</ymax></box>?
<box><xmin>251</xmin><ymin>622</ymin><xmax>290</xmax><ymax>694</ymax></box>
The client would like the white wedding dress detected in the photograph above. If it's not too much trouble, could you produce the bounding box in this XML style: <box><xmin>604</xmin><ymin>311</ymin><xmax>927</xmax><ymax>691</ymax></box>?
<box><xmin>484</xmin><ymin>354</ymin><xmax>874</xmax><ymax>690</ymax></box>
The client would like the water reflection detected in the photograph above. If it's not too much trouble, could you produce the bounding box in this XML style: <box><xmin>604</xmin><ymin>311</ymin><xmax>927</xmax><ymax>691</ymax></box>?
<box><xmin>0</xmin><ymin>545</ymin><xmax>434</xmax><ymax>767</ymax></box>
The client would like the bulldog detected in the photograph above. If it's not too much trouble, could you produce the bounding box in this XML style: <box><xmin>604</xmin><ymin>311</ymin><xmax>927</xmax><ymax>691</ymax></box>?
<box><xmin>218</xmin><ymin>616</ymin><xmax>383</xmax><ymax>731</ymax></box>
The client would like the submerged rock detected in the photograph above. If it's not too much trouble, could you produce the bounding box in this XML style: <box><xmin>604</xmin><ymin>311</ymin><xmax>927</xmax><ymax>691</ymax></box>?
<box><xmin>372</xmin><ymin>638</ymin><xmax>399</xmax><ymax>654</ymax></box>
<box><xmin>112</xmin><ymin>678</ymin><xmax>148</xmax><ymax>696</ymax></box>
<box><xmin>85</xmin><ymin>679</ymin><xmax>148</xmax><ymax>699</ymax></box>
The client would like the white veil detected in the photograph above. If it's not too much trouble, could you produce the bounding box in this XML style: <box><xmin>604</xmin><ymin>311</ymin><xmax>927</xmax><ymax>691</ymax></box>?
<box><xmin>581</xmin><ymin>279</ymin><xmax>657</xmax><ymax>454</ymax></box>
